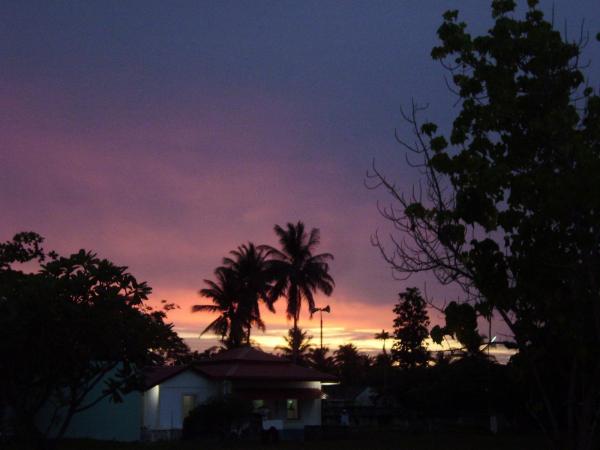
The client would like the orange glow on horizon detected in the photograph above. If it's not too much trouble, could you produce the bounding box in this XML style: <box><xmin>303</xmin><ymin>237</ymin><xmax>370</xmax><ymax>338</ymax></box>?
<box><xmin>151</xmin><ymin>287</ymin><xmax>514</xmax><ymax>363</ymax></box>
<box><xmin>153</xmin><ymin>287</ymin><xmax>462</xmax><ymax>353</ymax></box>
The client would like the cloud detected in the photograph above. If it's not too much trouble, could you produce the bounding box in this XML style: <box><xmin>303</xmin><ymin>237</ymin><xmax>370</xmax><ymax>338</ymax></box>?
<box><xmin>1</xmin><ymin>80</ymin><xmax>413</xmax><ymax>344</ymax></box>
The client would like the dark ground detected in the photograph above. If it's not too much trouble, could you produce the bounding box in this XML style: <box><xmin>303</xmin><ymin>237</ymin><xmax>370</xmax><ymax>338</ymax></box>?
<box><xmin>8</xmin><ymin>430</ymin><xmax>548</xmax><ymax>450</ymax></box>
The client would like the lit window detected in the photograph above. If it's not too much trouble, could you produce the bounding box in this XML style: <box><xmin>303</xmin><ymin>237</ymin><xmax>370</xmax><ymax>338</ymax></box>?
<box><xmin>182</xmin><ymin>394</ymin><xmax>196</xmax><ymax>418</ymax></box>
<box><xmin>253</xmin><ymin>399</ymin><xmax>265</xmax><ymax>410</ymax></box>
<box><xmin>286</xmin><ymin>399</ymin><xmax>299</xmax><ymax>420</ymax></box>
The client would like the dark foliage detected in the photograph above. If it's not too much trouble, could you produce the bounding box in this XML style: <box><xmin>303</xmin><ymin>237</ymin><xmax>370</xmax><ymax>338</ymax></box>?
<box><xmin>334</xmin><ymin>344</ymin><xmax>372</xmax><ymax>386</ymax></box>
<box><xmin>192</xmin><ymin>243</ymin><xmax>272</xmax><ymax>348</ymax></box>
<box><xmin>431</xmin><ymin>302</ymin><xmax>484</xmax><ymax>357</ymax></box>
<box><xmin>391</xmin><ymin>288</ymin><xmax>430</xmax><ymax>368</ymax></box>
<box><xmin>261</xmin><ymin>222</ymin><xmax>334</xmax><ymax>336</ymax></box>
<box><xmin>0</xmin><ymin>232</ymin><xmax>189</xmax><ymax>444</ymax></box>
<box><xmin>308</xmin><ymin>346</ymin><xmax>336</xmax><ymax>374</ymax></box>
<box><xmin>370</xmin><ymin>1</ymin><xmax>600</xmax><ymax>448</ymax></box>
<box><xmin>275</xmin><ymin>327</ymin><xmax>314</xmax><ymax>366</ymax></box>
<box><xmin>195</xmin><ymin>222</ymin><xmax>335</xmax><ymax>355</ymax></box>
<box><xmin>389</xmin><ymin>357</ymin><xmax>529</xmax><ymax>425</ymax></box>
<box><xmin>182</xmin><ymin>396</ymin><xmax>254</xmax><ymax>440</ymax></box>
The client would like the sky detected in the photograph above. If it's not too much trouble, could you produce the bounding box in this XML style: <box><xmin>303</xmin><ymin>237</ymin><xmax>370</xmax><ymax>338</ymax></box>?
<box><xmin>2</xmin><ymin>1</ymin><xmax>599</xmax><ymax>356</ymax></box>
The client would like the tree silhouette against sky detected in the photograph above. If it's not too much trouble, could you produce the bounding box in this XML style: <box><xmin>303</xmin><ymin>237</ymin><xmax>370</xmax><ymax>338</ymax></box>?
<box><xmin>370</xmin><ymin>1</ymin><xmax>600</xmax><ymax>447</ymax></box>
<box><xmin>261</xmin><ymin>222</ymin><xmax>334</xmax><ymax>360</ymax></box>
<box><xmin>275</xmin><ymin>327</ymin><xmax>314</xmax><ymax>366</ymax></box>
<box><xmin>193</xmin><ymin>243</ymin><xmax>272</xmax><ymax>347</ymax></box>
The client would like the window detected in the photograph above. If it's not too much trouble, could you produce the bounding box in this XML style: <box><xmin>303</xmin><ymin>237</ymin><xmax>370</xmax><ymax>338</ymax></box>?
<box><xmin>286</xmin><ymin>399</ymin><xmax>299</xmax><ymax>420</ymax></box>
<box><xmin>253</xmin><ymin>399</ymin><xmax>265</xmax><ymax>411</ymax></box>
<box><xmin>254</xmin><ymin>399</ymin><xmax>270</xmax><ymax>419</ymax></box>
<box><xmin>182</xmin><ymin>394</ymin><xmax>196</xmax><ymax>419</ymax></box>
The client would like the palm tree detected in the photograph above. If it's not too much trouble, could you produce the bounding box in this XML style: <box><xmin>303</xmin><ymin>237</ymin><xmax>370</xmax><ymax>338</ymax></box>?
<box><xmin>334</xmin><ymin>343</ymin><xmax>370</xmax><ymax>385</ymax></box>
<box><xmin>192</xmin><ymin>243</ymin><xmax>274</xmax><ymax>347</ymax></box>
<box><xmin>275</xmin><ymin>327</ymin><xmax>314</xmax><ymax>366</ymax></box>
<box><xmin>221</xmin><ymin>243</ymin><xmax>274</xmax><ymax>342</ymax></box>
<box><xmin>261</xmin><ymin>222</ymin><xmax>334</xmax><ymax>356</ymax></box>
<box><xmin>374</xmin><ymin>330</ymin><xmax>392</xmax><ymax>392</ymax></box>
<box><xmin>192</xmin><ymin>266</ymin><xmax>245</xmax><ymax>348</ymax></box>
<box><xmin>308</xmin><ymin>346</ymin><xmax>336</xmax><ymax>374</ymax></box>
<box><xmin>374</xmin><ymin>329</ymin><xmax>391</xmax><ymax>354</ymax></box>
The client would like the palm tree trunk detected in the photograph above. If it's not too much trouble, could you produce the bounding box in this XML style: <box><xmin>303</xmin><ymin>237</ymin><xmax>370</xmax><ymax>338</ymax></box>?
<box><xmin>292</xmin><ymin>315</ymin><xmax>298</xmax><ymax>363</ymax></box>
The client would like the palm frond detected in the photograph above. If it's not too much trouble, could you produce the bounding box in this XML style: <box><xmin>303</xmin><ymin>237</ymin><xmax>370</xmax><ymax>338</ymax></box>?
<box><xmin>202</xmin><ymin>316</ymin><xmax>228</xmax><ymax>337</ymax></box>
<box><xmin>310</xmin><ymin>252</ymin><xmax>334</xmax><ymax>263</ymax></box>
<box><xmin>307</xmin><ymin>227</ymin><xmax>321</xmax><ymax>250</ymax></box>
<box><xmin>259</xmin><ymin>245</ymin><xmax>287</xmax><ymax>261</ymax></box>
<box><xmin>191</xmin><ymin>304</ymin><xmax>220</xmax><ymax>313</ymax></box>
<box><xmin>301</xmin><ymin>284</ymin><xmax>316</xmax><ymax>316</ymax></box>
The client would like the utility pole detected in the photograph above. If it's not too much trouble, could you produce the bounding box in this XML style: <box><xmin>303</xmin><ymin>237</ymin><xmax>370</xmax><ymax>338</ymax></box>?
<box><xmin>310</xmin><ymin>305</ymin><xmax>331</xmax><ymax>349</ymax></box>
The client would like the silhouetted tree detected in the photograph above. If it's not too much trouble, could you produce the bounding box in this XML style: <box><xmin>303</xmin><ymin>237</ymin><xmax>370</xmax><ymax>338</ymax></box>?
<box><xmin>222</xmin><ymin>243</ymin><xmax>274</xmax><ymax>342</ymax></box>
<box><xmin>193</xmin><ymin>243</ymin><xmax>273</xmax><ymax>347</ymax></box>
<box><xmin>0</xmin><ymin>233</ymin><xmax>54</xmax><ymax>442</ymax></box>
<box><xmin>373</xmin><ymin>330</ymin><xmax>393</xmax><ymax>392</ymax></box>
<box><xmin>431</xmin><ymin>301</ymin><xmax>485</xmax><ymax>359</ymax></box>
<box><xmin>0</xmin><ymin>233</ymin><xmax>188</xmax><ymax>444</ymax></box>
<box><xmin>275</xmin><ymin>327</ymin><xmax>314</xmax><ymax>366</ymax></box>
<box><xmin>178</xmin><ymin>346</ymin><xmax>223</xmax><ymax>364</ymax></box>
<box><xmin>391</xmin><ymin>288</ymin><xmax>430</xmax><ymax>369</ymax></box>
<box><xmin>374</xmin><ymin>329</ymin><xmax>391</xmax><ymax>354</ymax></box>
<box><xmin>369</xmin><ymin>1</ymin><xmax>600</xmax><ymax>447</ymax></box>
<box><xmin>193</xmin><ymin>267</ymin><xmax>246</xmax><ymax>348</ymax></box>
<box><xmin>261</xmin><ymin>222</ymin><xmax>334</xmax><ymax>360</ymax></box>
<box><xmin>308</xmin><ymin>346</ymin><xmax>336</xmax><ymax>374</ymax></box>
<box><xmin>390</xmin><ymin>357</ymin><xmax>517</xmax><ymax>424</ymax></box>
<box><xmin>334</xmin><ymin>343</ymin><xmax>371</xmax><ymax>386</ymax></box>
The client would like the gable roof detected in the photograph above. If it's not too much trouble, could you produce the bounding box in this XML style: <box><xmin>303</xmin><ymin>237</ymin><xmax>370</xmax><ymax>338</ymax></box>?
<box><xmin>142</xmin><ymin>347</ymin><xmax>337</xmax><ymax>389</ymax></box>
<box><xmin>195</xmin><ymin>347</ymin><xmax>337</xmax><ymax>382</ymax></box>
<box><xmin>209</xmin><ymin>346</ymin><xmax>286</xmax><ymax>363</ymax></box>
<box><xmin>143</xmin><ymin>365</ymin><xmax>203</xmax><ymax>390</ymax></box>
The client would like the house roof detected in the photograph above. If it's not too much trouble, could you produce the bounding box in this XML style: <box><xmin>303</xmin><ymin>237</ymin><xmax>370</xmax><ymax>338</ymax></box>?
<box><xmin>209</xmin><ymin>346</ymin><xmax>286</xmax><ymax>363</ymax></box>
<box><xmin>142</xmin><ymin>347</ymin><xmax>337</xmax><ymax>389</ymax></box>
<box><xmin>195</xmin><ymin>347</ymin><xmax>337</xmax><ymax>382</ymax></box>
<box><xmin>196</xmin><ymin>360</ymin><xmax>336</xmax><ymax>381</ymax></box>
<box><xmin>143</xmin><ymin>365</ymin><xmax>204</xmax><ymax>390</ymax></box>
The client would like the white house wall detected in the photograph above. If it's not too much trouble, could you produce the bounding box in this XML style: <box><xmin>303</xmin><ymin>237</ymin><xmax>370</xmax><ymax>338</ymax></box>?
<box><xmin>149</xmin><ymin>370</ymin><xmax>217</xmax><ymax>430</ymax></box>
<box><xmin>234</xmin><ymin>380</ymin><xmax>322</xmax><ymax>430</ymax></box>
<box><xmin>142</xmin><ymin>385</ymin><xmax>160</xmax><ymax>429</ymax></box>
<box><xmin>143</xmin><ymin>375</ymin><xmax>324</xmax><ymax>432</ymax></box>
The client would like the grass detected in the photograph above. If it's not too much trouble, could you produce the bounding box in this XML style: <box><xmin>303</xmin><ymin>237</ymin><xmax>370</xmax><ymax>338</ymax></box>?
<box><xmin>9</xmin><ymin>430</ymin><xmax>548</xmax><ymax>450</ymax></box>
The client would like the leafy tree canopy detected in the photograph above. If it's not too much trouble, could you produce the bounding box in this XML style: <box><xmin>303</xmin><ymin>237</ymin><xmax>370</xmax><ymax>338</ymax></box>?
<box><xmin>334</xmin><ymin>343</ymin><xmax>372</xmax><ymax>386</ymax></box>
<box><xmin>430</xmin><ymin>302</ymin><xmax>484</xmax><ymax>357</ymax></box>
<box><xmin>275</xmin><ymin>327</ymin><xmax>314</xmax><ymax>366</ymax></box>
<box><xmin>262</xmin><ymin>222</ymin><xmax>335</xmax><ymax>330</ymax></box>
<box><xmin>391</xmin><ymin>288</ymin><xmax>430</xmax><ymax>369</ymax></box>
<box><xmin>371</xmin><ymin>1</ymin><xmax>600</xmax><ymax>448</ymax></box>
<box><xmin>193</xmin><ymin>243</ymin><xmax>272</xmax><ymax>348</ymax></box>
<box><xmin>0</xmin><ymin>232</ymin><xmax>188</xmax><ymax>443</ymax></box>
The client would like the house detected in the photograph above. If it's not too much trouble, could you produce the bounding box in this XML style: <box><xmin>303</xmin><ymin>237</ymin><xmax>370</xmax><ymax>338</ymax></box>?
<box><xmin>37</xmin><ymin>347</ymin><xmax>336</xmax><ymax>441</ymax></box>
<box><xmin>142</xmin><ymin>347</ymin><xmax>337</xmax><ymax>440</ymax></box>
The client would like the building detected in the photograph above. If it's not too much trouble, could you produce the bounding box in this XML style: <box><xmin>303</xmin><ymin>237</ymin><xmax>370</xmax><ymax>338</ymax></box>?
<box><xmin>38</xmin><ymin>347</ymin><xmax>336</xmax><ymax>441</ymax></box>
<box><xmin>143</xmin><ymin>347</ymin><xmax>336</xmax><ymax>440</ymax></box>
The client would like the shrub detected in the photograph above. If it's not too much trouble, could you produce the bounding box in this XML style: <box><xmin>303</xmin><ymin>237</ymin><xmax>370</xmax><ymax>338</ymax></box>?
<box><xmin>182</xmin><ymin>396</ymin><xmax>254</xmax><ymax>440</ymax></box>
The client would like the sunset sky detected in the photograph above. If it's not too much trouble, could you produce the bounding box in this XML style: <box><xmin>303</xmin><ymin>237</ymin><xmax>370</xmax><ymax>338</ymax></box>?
<box><xmin>2</xmin><ymin>1</ymin><xmax>599</xmax><ymax>356</ymax></box>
